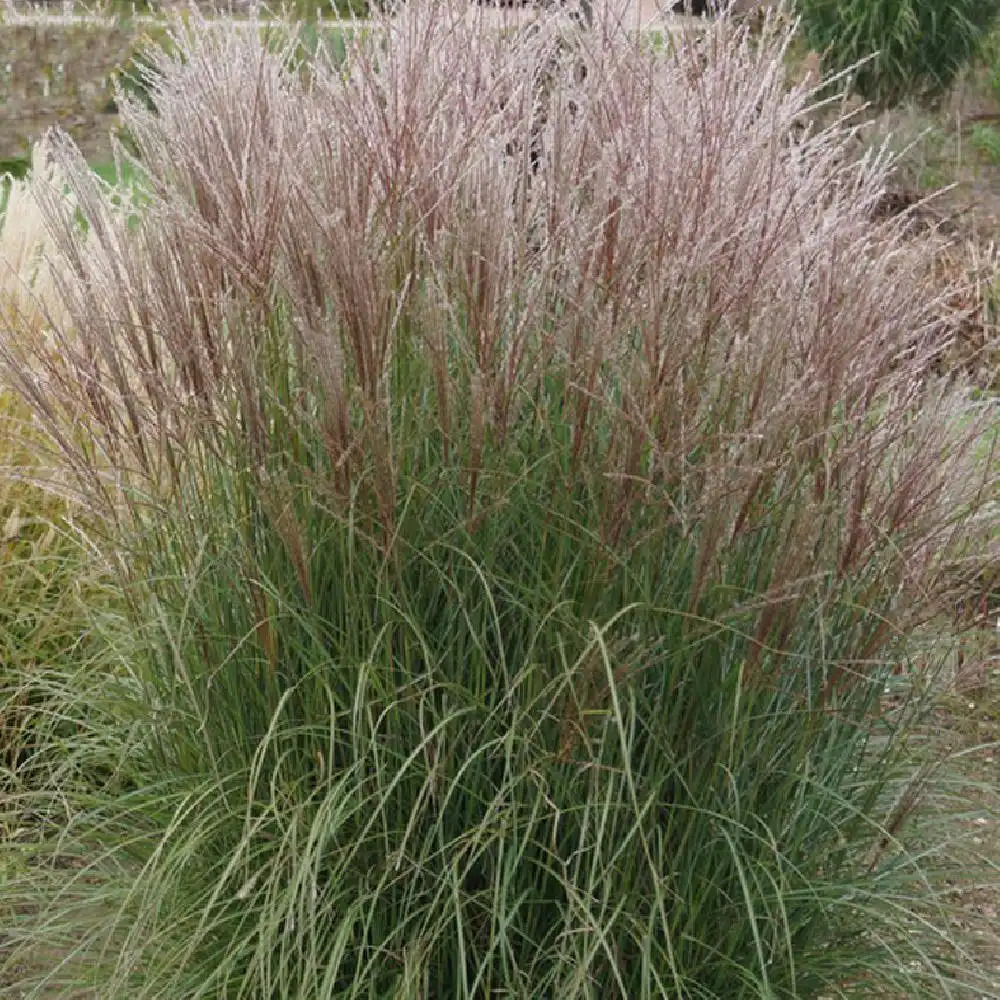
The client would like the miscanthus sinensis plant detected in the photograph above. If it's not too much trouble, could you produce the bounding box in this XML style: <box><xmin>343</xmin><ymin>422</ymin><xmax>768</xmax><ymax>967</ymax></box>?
<box><xmin>1</xmin><ymin>3</ymin><xmax>998</xmax><ymax>997</ymax></box>
<box><xmin>795</xmin><ymin>0</ymin><xmax>1000</xmax><ymax>105</ymax></box>
<box><xmin>1</xmin><ymin>142</ymin><xmax>77</xmax><ymax>332</ymax></box>
<box><xmin>0</xmin><ymin>143</ymin><xmax>130</xmax><ymax>832</ymax></box>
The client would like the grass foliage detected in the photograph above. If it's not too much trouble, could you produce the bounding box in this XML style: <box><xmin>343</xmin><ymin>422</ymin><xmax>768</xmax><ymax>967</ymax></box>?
<box><xmin>0</xmin><ymin>391</ymin><xmax>87</xmax><ymax>812</ymax></box>
<box><xmin>796</xmin><ymin>0</ymin><xmax>1000</xmax><ymax>105</ymax></box>
<box><xmin>970</xmin><ymin>35</ymin><xmax>1000</xmax><ymax>166</ymax></box>
<box><xmin>1</xmin><ymin>3</ymin><xmax>999</xmax><ymax>997</ymax></box>
<box><xmin>970</xmin><ymin>122</ymin><xmax>1000</xmax><ymax>166</ymax></box>
<box><xmin>0</xmin><ymin>162</ymin><xmax>120</xmax><ymax>866</ymax></box>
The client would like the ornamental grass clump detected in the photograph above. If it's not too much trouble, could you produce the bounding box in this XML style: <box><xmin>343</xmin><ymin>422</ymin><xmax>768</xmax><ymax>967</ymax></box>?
<box><xmin>0</xmin><ymin>144</ymin><xmax>126</xmax><ymax>824</ymax></box>
<box><xmin>1</xmin><ymin>142</ymin><xmax>73</xmax><ymax>333</ymax></box>
<box><xmin>1</xmin><ymin>3</ymin><xmax>998</xmax><ymax>997</ymax></box>
<box><xmin>795</xmin><ymin>0</ymin><xmax>1000</xmax><ymax>105</ymax></box>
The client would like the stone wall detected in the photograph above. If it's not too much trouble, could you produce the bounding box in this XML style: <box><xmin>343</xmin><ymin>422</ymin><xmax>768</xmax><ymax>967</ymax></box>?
<box><xmin>0</xmin><ymin>19</ymin><xmax>141</xmax><ymax>161</ymax></box>
<box><xmin>0</xmin><ymin>3</ymin><xmax>358</xmax><ymax>162</ymax></box>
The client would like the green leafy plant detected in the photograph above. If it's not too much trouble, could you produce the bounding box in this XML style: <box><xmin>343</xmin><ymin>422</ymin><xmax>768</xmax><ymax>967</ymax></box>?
<box><xmin>0</xmin><ymin>7</ymin><xmax>997</xmax><ymax>998</ymax></box>
<box><xmin>284</xmin><ymin>0</ymin><xmax>371</xmax><ymax>17</ymax></box>
<box><xmin>971</xmin><ymin>121</ymin><xmax>1000</xmax><ymax>164</ymax></box>
<box><xmin>796</xmin><ymin>0</ymin><xmax>1000</xmax><ymax>105</ymax></box>
<box><xmin>0</xmin><ymin>158</ymin><xmax>30</xmax><ymax>182</ymax></box>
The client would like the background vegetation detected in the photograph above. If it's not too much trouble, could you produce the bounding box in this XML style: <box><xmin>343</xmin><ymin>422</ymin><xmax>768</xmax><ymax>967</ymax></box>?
<box><xmin>789</xmin><ymin>0</ymin><xmax>1000</xmax><ymax>104</ymax></box>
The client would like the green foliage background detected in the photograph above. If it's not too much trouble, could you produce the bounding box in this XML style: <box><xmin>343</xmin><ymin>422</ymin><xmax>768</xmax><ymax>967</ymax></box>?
<box><xmin>795</xmin><ymin>0</ymin><xmax>1000</xmax><ymax>104</ymax></box>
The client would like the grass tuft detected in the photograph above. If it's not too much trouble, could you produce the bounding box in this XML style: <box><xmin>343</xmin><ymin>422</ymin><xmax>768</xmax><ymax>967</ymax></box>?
<box><xmin>1</xmin><ymin>3</ymin><xmax>998</xmax><ymax>997</ymax></box>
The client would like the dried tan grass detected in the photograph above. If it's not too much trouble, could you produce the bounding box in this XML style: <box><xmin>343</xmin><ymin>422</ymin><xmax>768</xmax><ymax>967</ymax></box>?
<box><xmin>0</xmin><ymin>138</ymin><xmax>72</xmax><ymax>336</ymax></box>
